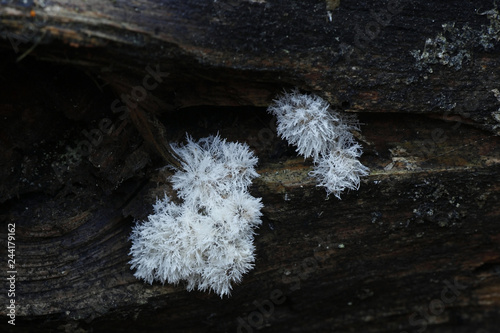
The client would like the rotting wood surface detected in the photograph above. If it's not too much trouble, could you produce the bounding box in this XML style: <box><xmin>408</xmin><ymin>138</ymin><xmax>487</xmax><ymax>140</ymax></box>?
<box><xmin>0</xmin><ymin>1</ymin><xmax>499</xmax><ymax>332</ymax></box>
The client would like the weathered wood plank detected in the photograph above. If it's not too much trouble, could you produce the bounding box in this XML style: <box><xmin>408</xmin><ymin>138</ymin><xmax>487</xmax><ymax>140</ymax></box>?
<box><xmin>0</xmin><ymin>0</ymin><xmax>499</xmax><ymax>332</ymax></box>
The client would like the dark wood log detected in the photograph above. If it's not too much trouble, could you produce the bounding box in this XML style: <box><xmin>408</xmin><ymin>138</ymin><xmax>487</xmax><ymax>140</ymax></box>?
<box><xmin>0</xmin><ymin>1</ymin><xmax>499</xmax><ymax>332</ymax></box>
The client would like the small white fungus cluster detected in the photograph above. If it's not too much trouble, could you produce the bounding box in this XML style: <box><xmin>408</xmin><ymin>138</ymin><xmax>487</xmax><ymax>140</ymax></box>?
<box><xmin>267</xmin><ymin>90</ymin><xmax>369</xmax><ymax>198</ymax></box>
<box><xmin>129</xmin><ymin>135</ymin><xmax>263</xmax><ymax>297</ymax></box>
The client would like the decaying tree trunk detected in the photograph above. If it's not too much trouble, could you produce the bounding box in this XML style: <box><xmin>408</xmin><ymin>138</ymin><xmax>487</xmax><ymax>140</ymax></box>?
<box><xmin>0</xmin><ymin>1</ymin><xmax>499</xmax><ymax>332</ymax></box>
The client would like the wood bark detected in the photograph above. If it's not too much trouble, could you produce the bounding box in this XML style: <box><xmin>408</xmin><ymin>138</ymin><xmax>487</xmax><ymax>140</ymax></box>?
<box><xmin>0</xmin><ymin>1</ymin><xmax>499</xmax><ymax>332</ymax></box>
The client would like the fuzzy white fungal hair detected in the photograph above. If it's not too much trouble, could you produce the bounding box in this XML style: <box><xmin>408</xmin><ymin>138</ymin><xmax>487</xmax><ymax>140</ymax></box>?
<box><xmin>268</xmin><ymin>89</ymin><xmax>369</xmax><ymax>198</ymax></box>
<box><xmin>310</xmin><ymin>150</ymin><xmax>369</xmax><ymax>198</ymax></box>
<box><xmin>129</xmin><ymin>135</ymin><xmax>263</xmax><ymax>297</ymax></box>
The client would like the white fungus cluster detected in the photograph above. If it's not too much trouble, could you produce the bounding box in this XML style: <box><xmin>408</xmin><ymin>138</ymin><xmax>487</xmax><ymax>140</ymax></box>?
<box><xmin>267</xmin><ymin>90</ymin><xmax>369</xmax><ymax>198</ymax></box>
<box><xmin>129</xmin><ymin>135</ymin><xmax>263</xmax><ymax>297</ymax></box>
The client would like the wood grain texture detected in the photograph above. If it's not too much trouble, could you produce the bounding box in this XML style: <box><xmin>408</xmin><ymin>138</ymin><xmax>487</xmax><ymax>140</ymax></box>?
<box><xmin>0</xmin><ymin>0</ymin><xmax>499</xmax><ymax>332</ymax></box>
